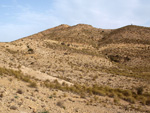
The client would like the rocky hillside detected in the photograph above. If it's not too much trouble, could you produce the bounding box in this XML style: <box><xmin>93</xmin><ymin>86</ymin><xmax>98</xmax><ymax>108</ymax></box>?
<box><xmin>0</xmin><ymin>24</ymin><xmax>150</xmax><ymax>113</ymax></box>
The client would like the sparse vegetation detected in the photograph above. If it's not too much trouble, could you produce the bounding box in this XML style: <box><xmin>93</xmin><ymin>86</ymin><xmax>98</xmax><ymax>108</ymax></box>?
<box><xmin>0</xmin><ymin>67</ymin><xmax>36</xmax><ymax>88</ymax></box>
<box><xmin>56</xmin><ymin>101</ymin><xmax>65</xmax><ymax>109</ymax></box>
<box><xmin>114</xmin><ymin>95</ymin><xmax>120</xmax><ymax>104</ymax></box>
<box><xmin>146</xmin><ymin>99</ymin><xmax>150</xmax><ymax>106</ymax></box>
<box><xmin>17</xmin><ymin>89</ymin><xmax>23</xmax><ymax>94</ymax></box>
<box><xmin>6</xmin><ymin>48</ymin><xmax>18</xmax><ymax>54</ymax></box>
<box><xmin>29</xmin><ymin>81</ymin><xmax>37</xmax><ymax>88</ymax></box>
<box><xmin>45</xmin><ymin>42</ymin><xmax>102</xmax><ymax>57</ymax></box>
<box><xmin>136</xmin><ymin>87</ymin><xmax>144</xmax><ymax>95</ymax></box>
<box><xmin>104</xmin><ymin>66</ymin><xmax>150</xmax><ymax>79</ymax></box>
<box><xmin>42</xmin><ymin>79</ymin><xmax>150</xmax><ymax>105</ymax></box>
<box><xmin>28</xmin><ymin>48</ymin><xmax>34</xmax><ymax>54</ymax></box>
<box><xmin>0</xmin><ymin>24</ymin><xmax>150</xmax><ymax>112</ymax></box>
<box><xmin>38</xmin><ymin>111</ymin><xmax>49</xmax><ymax>113</ymax></box>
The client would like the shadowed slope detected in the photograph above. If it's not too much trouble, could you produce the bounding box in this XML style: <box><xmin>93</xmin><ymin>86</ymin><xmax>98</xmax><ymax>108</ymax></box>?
<box><xmin>98</xmin><ymin>25</ymin><xmax>150</xmax><ymax>46</ymax></box>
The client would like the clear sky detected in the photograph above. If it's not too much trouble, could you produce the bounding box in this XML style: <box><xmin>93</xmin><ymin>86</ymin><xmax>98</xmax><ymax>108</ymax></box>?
<box><xmin>0</xmin><ymin>0</ymin><xmax>149</xmax><ymax>42</ymax></box>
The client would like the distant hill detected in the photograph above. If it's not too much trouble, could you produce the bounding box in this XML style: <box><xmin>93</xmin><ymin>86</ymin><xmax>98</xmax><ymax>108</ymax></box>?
<box><xmin>98</xmin><ymin>25</ymin><xmax>150</xmax><ymax>45</ymax></box>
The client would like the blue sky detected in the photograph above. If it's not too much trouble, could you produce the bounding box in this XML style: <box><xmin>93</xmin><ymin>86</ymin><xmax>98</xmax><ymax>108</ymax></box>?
<box><xmin>0</xmin><ymin>0</ymin><xmax>149</xmax><ymax>42</ymax></box>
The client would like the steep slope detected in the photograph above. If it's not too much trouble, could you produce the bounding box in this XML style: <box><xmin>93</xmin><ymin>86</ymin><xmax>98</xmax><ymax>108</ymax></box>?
<box><xmin>0</xmin><ymin>24</ymin><xmax>150</xmax><ymax>113</ymax></box>
<box><xmin>97</xmin><ymin>25</ymin><xmax>150</xmax><ymax>68</ymax></box>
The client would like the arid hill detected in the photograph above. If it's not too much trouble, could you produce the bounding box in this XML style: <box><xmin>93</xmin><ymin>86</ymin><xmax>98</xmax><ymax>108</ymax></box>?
<box><xmin>0</xmin><ymin>24</ymin><xmax>150</xmax><ymax>113</ymax></box>
<box><xmin>99</xmin><ymin>25</ymin><xmax>150</xmax><ymax>45</ymax></box>
<box><xmin>98</xmin><ymin>25</ymin><xmax>150</xmax><ymax>67</ymax></box>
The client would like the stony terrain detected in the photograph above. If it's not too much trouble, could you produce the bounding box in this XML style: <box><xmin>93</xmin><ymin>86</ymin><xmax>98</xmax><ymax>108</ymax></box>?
<box><xmin>0</xmin><ymin>24</ymin><xmax>150</xmax><ymax>113</ymax></box>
